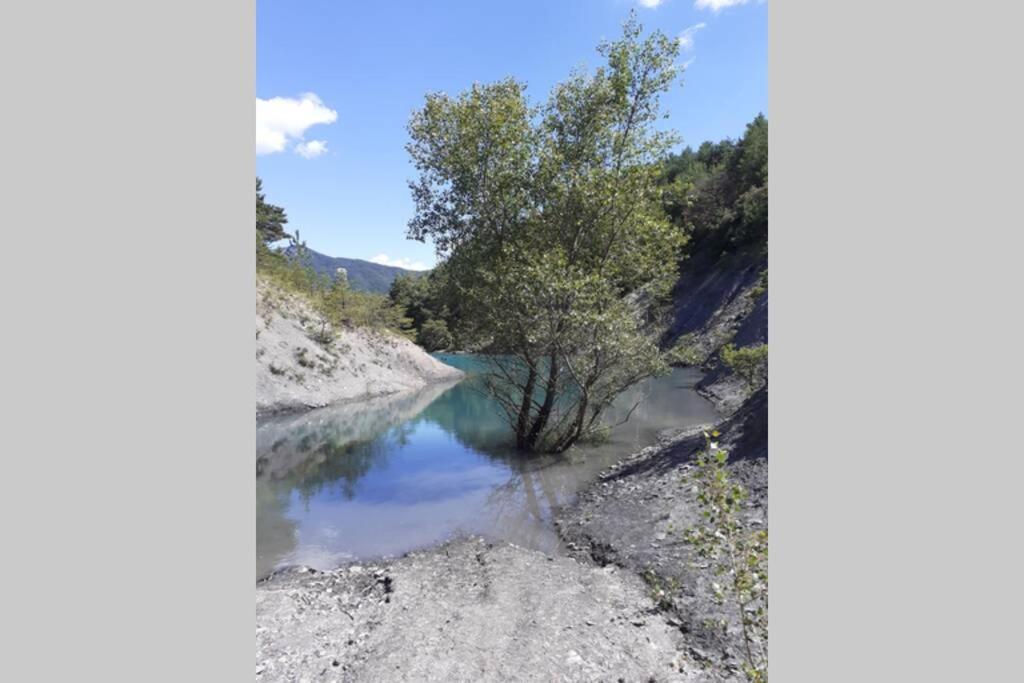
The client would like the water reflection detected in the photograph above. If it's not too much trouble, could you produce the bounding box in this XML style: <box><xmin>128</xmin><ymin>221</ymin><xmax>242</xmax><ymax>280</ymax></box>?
<box><xmin>256</xmin><ymin>359</ymin><xmax>718</xmax><ymax>579</ymax></box>
<box><xmin>256</xmin><ymin>380</ymin><xmax>459</xmax><ymax>486</ymax></box>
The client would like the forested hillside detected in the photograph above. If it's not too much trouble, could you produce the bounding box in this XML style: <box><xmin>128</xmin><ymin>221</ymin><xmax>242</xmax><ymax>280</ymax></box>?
<box><xmin>660</xmin><ymin>114</ymin><xmax>769</xmax><ymax>411</ymax></box>
<box><xmin>281</xmin><ymin>245</ymin><xmax>424</xmax><ymax>295</ymax></box>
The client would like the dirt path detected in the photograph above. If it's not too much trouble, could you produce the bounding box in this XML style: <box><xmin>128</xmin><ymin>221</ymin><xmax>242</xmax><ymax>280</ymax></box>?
<box><xmin>256</xmin><ymin>537</ymin><xmax>714</xmax><ymax>682</ymax></box>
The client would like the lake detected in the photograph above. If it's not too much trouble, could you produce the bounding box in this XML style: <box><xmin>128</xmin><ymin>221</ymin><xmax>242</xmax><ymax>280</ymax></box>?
<box><xmin>256</xmin><ymin>354</ymin><xmax>719</xmax><ymax>579</ymax></box>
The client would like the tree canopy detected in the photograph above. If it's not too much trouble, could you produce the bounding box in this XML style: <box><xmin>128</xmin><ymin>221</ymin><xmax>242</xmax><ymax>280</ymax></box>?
<box><xmin>406</xmin><ymin>14</ymin><xmax>686</xmax><ymax>452</ymax></box>
<box><xmin>660</xmin><ymin>113</ymin><xmax>768</xmax><ymax>255</ymax></box>
<box><xmin>256</xmin><ymin>177</ymin><xmax>290</xmax><ymax>244</ymax></box>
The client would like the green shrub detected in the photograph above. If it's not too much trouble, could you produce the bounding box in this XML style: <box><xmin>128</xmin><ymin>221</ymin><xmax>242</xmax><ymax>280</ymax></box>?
<box><xmin>294</xmin><ymin>348</ymin><xmax>316</xmax><ymax>368</ymax></box>
<box><xmin>417</xmin><ymin>319</ymin><xmax>453</xmax><ymax>351</ymax></box>
<box><xmin>750</xmin><ymin>269</ymin><xmax>768</xmax><ymax>298</ymax></box>
<box><xmin>720</xmin><ymin>343</ymin><xmax>767</xmax><ymax>389</ymax></box>
<box><xmin>685</xmin><ymin>432</ymin><xmax>768</xmax><ymax>682</ymax></box>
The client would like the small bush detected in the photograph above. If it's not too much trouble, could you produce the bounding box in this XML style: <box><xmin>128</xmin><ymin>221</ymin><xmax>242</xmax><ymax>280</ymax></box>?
<box><xmin>720</xmin><ymin>343</ymin><xmax>767</xmax><ymax>389</ymax></box>
<box><xmin>642</xmin><ymin>568</ymin><xmax>679</xmax><ymax>611</ymax></box>
<box><xmin>750</xmin><ymin>269</ymin><xmax>768</xmax><ymax>298</ymax></box>
<box><xmin>294</xmin><ymin>347</ymin><xmax>316</xmax><ymax>368</ymax></box>
<box><xmin>308</xmin><ymin>321</ymin><xmax>335</xmax><ymax>347</ymax></box>
<box><xmin>685</xmin><ymin>432</ymin><xmax>768</xmax><ymax>682</ymax></box>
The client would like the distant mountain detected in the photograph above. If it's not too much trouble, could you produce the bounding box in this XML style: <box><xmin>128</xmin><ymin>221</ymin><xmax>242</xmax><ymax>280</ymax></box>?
<box><xmin>282</xmin><ymin>245</ymin><xmax>425</xmax><ymax>294</ymax></box>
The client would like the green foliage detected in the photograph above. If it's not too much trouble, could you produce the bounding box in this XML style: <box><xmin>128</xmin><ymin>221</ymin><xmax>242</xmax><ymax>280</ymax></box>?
<box><xmin>720</xmin><ymin>343</ymin><xmax>768</xmax><ymax>389</ymax></box>
<box><xmin>388</xmin><ymin>263</ymin><xmax>472</xmax><ymax>350</ymax></box>
<box><xmin>642</xmin><ymin>568</ymin><xmax>679</xmax><ymax>611</ymax></box>
<box><xmin>685</xmin><ymin>432</ymin><xmax>768</xmax><ymax>682</ymax></box>
<box><xmin>750</xmin><ymin>269</ymin><xmax>768</xmax><ymax>298</ymax></box>
<box><xmin>256</xmin><ymin>183</ymin><xmax>409</xmax><ymax>337</ymax></box>
<box><xmin>256</xmin><ymin>177</ymin><xmax>290</xmax><ymax>244</ymax></box>
<box><xmin>318</xmin><ymin>271</ymin><xmax>411</xmax><ymax>332</ymax></box>
<box><xmin>417</xmin><ymin>318</ymin><xmax>453</xmax><ymax>352</ymax></box>
<box><xmin>666</xmin><ymin>332</ymin><xmax>704</xmax><ymax>366</ymax></box>
<box><xmin>406</xmin><ymin>13</ymin><xmax>686</xmax><ymax>452</ymax></box>
<box><xmin>660</xmin><ymin>114</ymin><xmax>768</xmax><ymax>255</ymax></box>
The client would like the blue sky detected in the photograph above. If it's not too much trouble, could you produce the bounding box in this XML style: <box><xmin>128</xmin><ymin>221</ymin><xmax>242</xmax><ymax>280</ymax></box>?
<box><xmin>257</xmin><ymin>0</ymin><xmax>767</xmax><ymax>269</ymax></box>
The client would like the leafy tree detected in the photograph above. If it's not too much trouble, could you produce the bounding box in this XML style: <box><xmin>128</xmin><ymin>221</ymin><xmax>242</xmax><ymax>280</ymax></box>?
<box><xmin>388</xmin><ymin>262</ymin><xmax>465</xmax><ymax>349</ymax></box>
<box><xmin>417</xmin><ymin>319</ymin><xmax>453</xmax><ymax>351</ymax></box>
<box><xmin>406</xmin><ymin>13</ymin><xmax>685</xmax><ymax>452</ymax></box>
<box><xmin>388</xmin><ymin>273</ymin><xmax>434</xmax><ymax>328</ymax></box>
<box><xmin>660</xmin><ymin>113</ymin><xmax>768</xmax><ymax>253</ymax></box>
<box><xmin>256</xmin><ymin>177</ymin><xmax>290</xmax><ymax>244</ymax></box>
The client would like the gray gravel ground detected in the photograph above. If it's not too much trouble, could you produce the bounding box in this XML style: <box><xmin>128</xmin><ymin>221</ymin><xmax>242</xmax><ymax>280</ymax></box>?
<box><xmin>257</xmin><ymin>537</ymin><xmax>715</xmax><ymax>682</ymax></box>
<box><xmin>556</xmin><ymin>390</ymin><xmax>767</xmax><ymax>678</ymax></box>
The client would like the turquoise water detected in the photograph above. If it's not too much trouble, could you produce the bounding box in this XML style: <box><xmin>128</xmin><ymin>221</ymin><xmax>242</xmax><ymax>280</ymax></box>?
<box><xmin>256</xmin><ymin>355</ymin><xmax>718</xmax><ymax>578</ymax></box>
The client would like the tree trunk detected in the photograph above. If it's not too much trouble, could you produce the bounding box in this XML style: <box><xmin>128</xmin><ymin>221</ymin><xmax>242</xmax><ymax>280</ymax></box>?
<box><xmin>552</xmin><ymin>393</ymin><xmax>589</xmax><ymax>453</ymax></box>
<box><xmin>515</xmin><ymin>363</ymin><xmax>537</xmax><ymax>450</ymax></box>
<box><xmin>525</xmin><ymin>354</ymin><xmax>560</xmax><ymax>450</ymax></box>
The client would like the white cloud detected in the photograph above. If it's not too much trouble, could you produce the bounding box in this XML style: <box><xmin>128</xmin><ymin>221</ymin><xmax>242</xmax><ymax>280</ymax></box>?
<box><xmin>681</xmin><ymin>57</ymin><xmax>696</xmax><ymax>71</ymax></box>
<box><xmin>638</xmin><ymin>0</ymin><xmax>664</xmax><ymax>7</ymax></box>
<box><xmin>256</xmin><ymin>93</ymin><xmax>337</xmax><ymax>156</ymax></box>
<box><xmin>678</xmin><ymin>22</ymin><xmax>706</xmax><ymax>51</ymax></box>
<box><xmin>369</xmin><ymin>254</ymin><xmax>430</xmax><ymax>271</ymax></box>
<box><xmin>295</xmin><ymin>140</ymin><xmax>328</xmax><ymax>159</ymax></box>
<box><xmin>695</xmin><ymin>0</ymin><xmax>753</xmax><ymax>11</ymax></box>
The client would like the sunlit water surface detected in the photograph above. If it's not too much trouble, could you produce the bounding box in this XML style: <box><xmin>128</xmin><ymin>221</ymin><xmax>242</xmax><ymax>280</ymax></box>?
<box><xmin>256</xmin><ymin>354</ymin><xmax>718</xmax><ymax>578</ymax></box>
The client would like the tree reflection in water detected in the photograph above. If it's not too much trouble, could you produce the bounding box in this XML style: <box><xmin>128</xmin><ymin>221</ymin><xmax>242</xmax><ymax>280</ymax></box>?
<box><xmin>255</xmin><ymin>358</ymin><xmax>718</xmax><ymax>576</ymax></box>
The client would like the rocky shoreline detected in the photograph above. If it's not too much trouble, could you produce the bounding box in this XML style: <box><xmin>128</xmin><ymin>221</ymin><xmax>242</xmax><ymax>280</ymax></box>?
<box><xmin>556</xmin><ymin>389</ymin><xmax>767</xmax><ymax>679</ymax></box>
<box><xmin>256</xmin><ymin>385</ymin><xmax>766</xmax><ymax>682</ymax></box>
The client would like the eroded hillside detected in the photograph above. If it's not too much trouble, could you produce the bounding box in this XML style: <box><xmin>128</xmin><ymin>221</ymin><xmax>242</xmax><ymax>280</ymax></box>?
<box><xmin>256</xmin><ymin>277</ymin><xmax>462</xmax><ymax>416</ymax></box>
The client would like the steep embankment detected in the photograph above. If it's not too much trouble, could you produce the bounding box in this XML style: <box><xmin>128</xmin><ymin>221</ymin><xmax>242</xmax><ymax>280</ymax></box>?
<box><xmin>539</xmin><ymin>245</ymin><xmax>769</xmax><ymax>679</ymax></box>
<box><xmin>556</xmin><ymin>390</ymin><xmax>766</xmax><ymax>678</ymax></box>
<box><xmin>256</xmin><ymin>277</ymin><xmax>462</xmax><ymax>416</ymax></box>
<box><xmin>665</xmin><ymin>246</ymin><xmax>767</xmax><ymax>413</ymax></box>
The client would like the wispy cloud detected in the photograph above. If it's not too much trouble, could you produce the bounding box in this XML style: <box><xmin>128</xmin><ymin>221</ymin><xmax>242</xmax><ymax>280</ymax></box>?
<box><xmin>256</xmin><ymin>93</ymin><xmax>337</xmax><ymax>156</ymax></box>
<box><xmin>678</xmin><ymin>22</ymin><xmax>706</xmax><ymax>51</ymax></box>
<box><xmin>695</xmin><ymin>0</ymin><xmax>754</xmax><ymax>12</ymax></box>
<box><xmin>637</xmin><ymin>0</ymin><xmax>664</xmax><ymax>8</ymax></box>
<box><xmin>369</xmin><ymin>254</ymin><xmax>430</xmax><ymax>271</ymax></box>
<box><xmin>295</xmin><ymin>140</ymin><xmax>328</xmax><ymax>159</ymax></box>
